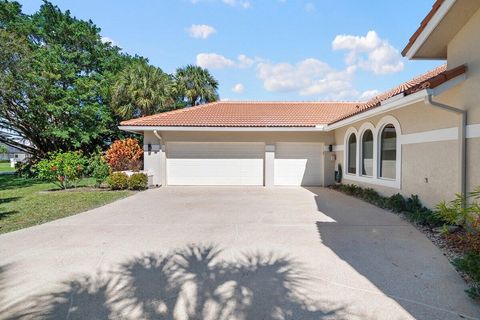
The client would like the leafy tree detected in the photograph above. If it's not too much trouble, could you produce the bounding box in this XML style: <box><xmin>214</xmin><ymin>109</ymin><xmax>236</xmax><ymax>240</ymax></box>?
<box><xmin>0</xmin><ymin>1</ymin><xmax>136</xmax><ymax>157</ymax></box>
<box><xmin>0</xmin><ymin>144</ymin><xmax>6</xmax><ymax>155</ymax></box>
<box><xmin>173</xmin><ymin>65</ymin><xmax>219</xmax><ymax>106</ymax></box>
<box><xmin>111</xmin><ymin>60</ymin><xmax>174</xmax><ymax>118</ymax></box>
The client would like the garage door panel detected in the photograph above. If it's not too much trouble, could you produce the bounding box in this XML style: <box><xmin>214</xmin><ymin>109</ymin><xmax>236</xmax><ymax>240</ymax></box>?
<box><xmin>274</xmin><ymin>143</ymin><xmax>323</xmax><ymax>186</ymax></box>
<box><xmin>167</xmin><ymin>142</ymin><xmax>264</xmax><ymax>186</ymax></box>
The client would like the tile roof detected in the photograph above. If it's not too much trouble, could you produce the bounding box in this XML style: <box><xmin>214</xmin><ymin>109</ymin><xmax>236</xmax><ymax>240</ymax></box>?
<box><xmin>330</xmin><ymin>64</ymin><xmax>467</xmax><ymax>124</ymax></box>
<box><xmin>120</xmin><ymin>101</ymin><xmax>359</xmax><ymax>127</ymax></box>
<box><xmin>402</xmin><ymin>0</ymin><xmax>444</xmax><ymax>56</ymax></box>
<box><xmin>120</xmin><ymin>64</ymin><xmax>466</xmax><ymax>128</ymax></box>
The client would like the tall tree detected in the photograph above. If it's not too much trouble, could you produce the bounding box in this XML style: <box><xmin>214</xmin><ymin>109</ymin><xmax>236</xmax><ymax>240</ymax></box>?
<box><xmin>111</xmin><ymin>60</ymin><xmax>174</xmax><ymax>119</ymax></box>
<box><xmin>173</xmin><ymin>65</ymin><xmax>219</xmax><ymax>106</ymax></box>
<box><xmin>0</xmin><ymin>1</ymin><xmax>135</xmax><ymax>157</ymax></box>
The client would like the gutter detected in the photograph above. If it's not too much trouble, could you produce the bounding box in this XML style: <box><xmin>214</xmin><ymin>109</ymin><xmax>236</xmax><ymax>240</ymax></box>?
<box><xmin>424</xmin><ymin>94</ymin><xmax>467</xmax><ymax>198</ymax></box>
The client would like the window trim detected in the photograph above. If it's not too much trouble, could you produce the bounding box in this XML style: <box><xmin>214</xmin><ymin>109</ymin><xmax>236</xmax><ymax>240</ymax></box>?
<box><xmin>359</xmin><ymin>123</ymin><xmax>376</xmax><ymax>178</ymax></box>
<box><xmin>343</xmin><ymin>116</ymin><xmax>402</xmax><ymax>189</ymax></box>
<box><xmin>344</xmin><ymin>127</ymin><xmax>358</xmax><ymax>176</ymax></box>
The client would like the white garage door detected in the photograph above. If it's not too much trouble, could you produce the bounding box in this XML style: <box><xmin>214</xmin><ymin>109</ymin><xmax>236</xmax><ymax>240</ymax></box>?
<box><xmin>274</xmin><ymin>142</ymin><xmax>323</xmax><ymax>186</ymax></box>
<box><xmin>167</xmin><ymin>142</ymin><xmax>264</xmax><ymax>186</ymax></box>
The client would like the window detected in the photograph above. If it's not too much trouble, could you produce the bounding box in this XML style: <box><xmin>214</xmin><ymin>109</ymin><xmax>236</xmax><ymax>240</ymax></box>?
<box><xmin>380</xmin><ymin>124</ymin><xmax>397</xmax><ymax>179</ymax></box>
<box><xmin>361</xmin><ymin>130</ymin><xmax>374</xmax><ymax>176</ymax></box>
<box><xmin>347</xmin><ymin>133</ymin><xmax>357</xmax><ymax>174</ymax></box>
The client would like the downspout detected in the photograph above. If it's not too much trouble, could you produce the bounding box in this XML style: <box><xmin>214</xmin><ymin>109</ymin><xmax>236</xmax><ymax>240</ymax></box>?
<box><xmin>153</xmin><ymin>130</ymin><xmax>162</xmax><ymax>143</ymax></box>
<box><xmin>424</xmin><ymin>95</ymin><xmax>467</xmax><ymax>199</ymax></box>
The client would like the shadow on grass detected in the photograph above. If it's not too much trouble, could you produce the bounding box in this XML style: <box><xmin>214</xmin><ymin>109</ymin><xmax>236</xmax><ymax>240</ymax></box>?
<box><xmin>1</xmin><ymin>244</ymin><xmax>346</xmax><ymax>319</ymax></box>
<box><xmin>0</xmin><ymin>197</ymin><xmax>21</xmax><ymax>220</ymax></box>
<box><xmin>0</xmin><ymin>175</ymin><xmax>43</xmax><ymax>191</ymax></box>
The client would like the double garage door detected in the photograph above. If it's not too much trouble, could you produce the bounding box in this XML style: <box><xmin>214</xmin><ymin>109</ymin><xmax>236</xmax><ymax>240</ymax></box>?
<box><xmin>166</xmin><ymin>142</ymin><xmax>322</xmax><ymax>186</ymax></box>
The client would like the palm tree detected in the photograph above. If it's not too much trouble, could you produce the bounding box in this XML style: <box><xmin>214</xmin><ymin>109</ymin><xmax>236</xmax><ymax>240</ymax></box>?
<box><xmin>111</xmin><ymin>61</ymin><xmax>173</xmax><ymax>119</ymax></box>
<box><xmin>173</xmin><ymin>65</ymin><xmax>219</xmax><ymax>106</ymax></box>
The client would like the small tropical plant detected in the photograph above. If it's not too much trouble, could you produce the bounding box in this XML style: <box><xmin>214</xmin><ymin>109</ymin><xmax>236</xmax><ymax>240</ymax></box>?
<box><xmin>106</xmin><ymin>172</ymin><xmax>129</xmax><ymax>190</ymax></box>
<box><xmin>435</xmin><ymin>188</ymin><xmax>480</xmax><ymax>231</ymax></box>
<box><xmin>104</xmin><ymin>138</ymin><xmax>143</xmax><ymax>172</ymax></box>
<box><xmin>35</xmin><ymin>151</ymin><xmax>86</xmax><ymax>189</ymax></box>
<box><xmin>128</xmin><ymin>173</ymin><xmax>148</xmax><ymax>190</ymax></box>
<box><xmin>88</xmin><ymin>154</ymin><xmax>111</xmax><ymax>187</ymax></box>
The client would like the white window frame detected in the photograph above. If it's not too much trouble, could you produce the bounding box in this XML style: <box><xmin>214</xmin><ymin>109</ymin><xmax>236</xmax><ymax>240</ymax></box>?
<box><xmin>359</xmin><ymin>122</ymin><xmax>376</xmax><ymax>178</ymax></box>
<box><xmin>343</xmin><ymin>115</ymin><xmax>402</xmax><ymax>189</ymax></box>
<box><xmin>344</xmin><ymin>127</ymin><xmax>358</xmax><ymax>176</ymax></box>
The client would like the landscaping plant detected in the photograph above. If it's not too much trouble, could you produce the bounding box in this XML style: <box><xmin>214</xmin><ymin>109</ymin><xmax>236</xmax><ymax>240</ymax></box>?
<box><xmin>106</xmin><ymin>172</ymin><xmax>129</xmax><ymax>190</ymax></box>
<box><xmin>105</xmin><ymin>138</ymin><xmax>143</xmax><ymax>172</ymax></box>
<box><xmin>35</xmin><ymin>151</ymin><xmax>86</xmax><ymax>189</ymax></box>
<box><xmin>128</xmin><ymin>173</ymin><xmax>148</xmax><ymax>190</ymax></box>
<box><xmin>88</xmin><ymin>154</ymin><xmax>111</xmax><ymax>187</ymax></box>
<box><xmin>453</xmin><ymin>252</ymin><xmax>480</xmax><ymax>300</ymax></box>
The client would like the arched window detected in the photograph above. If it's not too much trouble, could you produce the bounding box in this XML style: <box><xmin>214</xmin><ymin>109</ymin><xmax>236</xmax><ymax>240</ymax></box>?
<box><xmin>361</xmin><ymin>130</ymin><xmax>374</xmax><ymax>176</ymax></box>
<box><xmin>347</xmin><ymin>133</ymin><xmax>357</xmax><ymax>174</ymax></box>
<box><xmin>380</xmin><ymin>124</ymin><xmax>397</xmax><ymax>179</ymax></box>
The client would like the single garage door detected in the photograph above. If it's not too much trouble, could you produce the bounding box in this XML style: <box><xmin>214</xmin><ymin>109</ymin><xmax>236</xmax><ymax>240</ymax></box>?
<box><xmin>274</xmin><ymin>142</ymin><xmax>323</xmax><ymax>186</ymax></box>
<box><xmin>167</xmin><ymin>142</ymin><xmax>264</xmax><ymax>185</ymax></box>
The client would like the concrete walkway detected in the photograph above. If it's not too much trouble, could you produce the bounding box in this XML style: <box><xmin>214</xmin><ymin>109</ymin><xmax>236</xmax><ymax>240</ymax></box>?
<box><xmin>0</xmin><ymin>187</ymin><xmax>478</xmax><ymax>319</ymax></box>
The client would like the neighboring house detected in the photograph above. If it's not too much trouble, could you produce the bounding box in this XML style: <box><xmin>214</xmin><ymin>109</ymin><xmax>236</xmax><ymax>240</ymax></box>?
<box><xmin>120</xmin><ymin>0</ymin><xmax>480</xmax><ymax>208</ymax></box>
<box><xmin>0</xmin><ymin>143</ymin><xmax>29</xmax><ymax>164</ymax></box>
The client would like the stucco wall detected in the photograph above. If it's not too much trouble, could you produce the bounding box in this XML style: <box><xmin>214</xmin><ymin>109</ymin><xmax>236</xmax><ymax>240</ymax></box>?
<box><xmin>447</xmin><ymin>7</ymin><xmax>480</xmax><ymax>123</ymax></box>
<box><xmin>333</xmin><ymin>102</ymin><xmax>460</xmax><ymax>208</ymax></box>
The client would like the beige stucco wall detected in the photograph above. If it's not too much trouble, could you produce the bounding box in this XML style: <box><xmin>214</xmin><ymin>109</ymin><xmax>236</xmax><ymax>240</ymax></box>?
<box><xmin>333</xmin><ymin>102</ymin><xmax>461</xmax><ymax>208</ymax></box>
<box><xmin>447</xmin><ymin>7</ymin><xmax>480</xmax><ymax>123</ymax></box>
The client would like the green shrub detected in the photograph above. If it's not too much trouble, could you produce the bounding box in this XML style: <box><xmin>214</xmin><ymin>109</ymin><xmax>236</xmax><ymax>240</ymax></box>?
<box><xmin>35</xmin><ymin>151</ymin><xmax>86</xmax><ymax>189</ymax></box>
<box><xmin>453</xmin><ymin>252</ymin><xmax>480</xmax><ymax>300</ymax></box>
<box><xmin>128</xmin><ymin>173</ymin><xmax>148</xmax><ymax>190</ymax></box>
<box><xmin>15</xmin><ymin>160</ymin><xmax>37</xmax><ymax>178</ymax></box>
<box><xmin>106</xmin><ymin>172</ymin><xmax>129</xmax><ymax>190</ymax></box>
<box><xmin>435</xmin><ymin>189</ymin><xmax>480</xmax><ymax>232</ymax></box>
<box><xmin>385</xmin><ymin>193</ymin><xmax>407</xmax><ymax>213</ymax></box>
<box><xmin>88</xmin><ymin>154</ymin><xmax>110</xmax><ymax>187</ymax></box>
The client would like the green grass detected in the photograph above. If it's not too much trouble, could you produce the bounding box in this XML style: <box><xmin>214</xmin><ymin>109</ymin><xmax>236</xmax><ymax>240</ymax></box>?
<box><xmin>0</xmin><ymin>161</ymin><xmax>14</xmax><ymax>172</ymax></box>
<box><xmin>0</xmin><ymin>175</ymin><xmax>133</xmax><ymax>234</ymax></box>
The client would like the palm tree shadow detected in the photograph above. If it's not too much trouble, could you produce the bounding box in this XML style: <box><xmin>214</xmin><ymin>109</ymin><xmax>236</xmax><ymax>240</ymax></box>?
<box><xmin>2</xmin><ymin>244</ymin><xmax>346</xmax><ymax>319</ymax></box>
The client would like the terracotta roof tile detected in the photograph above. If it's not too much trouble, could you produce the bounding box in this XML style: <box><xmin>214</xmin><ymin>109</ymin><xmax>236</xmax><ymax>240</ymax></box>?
<box><xmin>120</xmin><ymin>101</ymin><xmax>359</xmax><ymax>127</ymax></box>
<box><xmin>330</xmin><ymin>64</ymin><xmax>466</xmax><ymax>124</ymax></box>
<box><xmin>120</xmin><ymin>64</ymin><xmax>466</xmax><ymax>128</ymax></box>
<box><xmin>402</xmin><ymin>0</ymin><xmax>444</xmax><ymax>56</ymax></box>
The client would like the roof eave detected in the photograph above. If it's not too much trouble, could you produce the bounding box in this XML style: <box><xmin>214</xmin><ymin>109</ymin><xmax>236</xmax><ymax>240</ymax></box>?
<box><xmin>402</xmin><ymin>0</ymin><xmax>456</xmax><ymax>59</ymax></box>
<box><xmin>118</xmin><ymin>126</ymin><xmax>328</xmax><ymax>132</ymax></box>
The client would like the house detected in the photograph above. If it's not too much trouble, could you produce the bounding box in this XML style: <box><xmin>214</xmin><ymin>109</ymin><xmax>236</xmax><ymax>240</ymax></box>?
<box><xmin>120</xmin><ymin>0</ymin><xmax>480</xmax><ymax>208</ymax></box>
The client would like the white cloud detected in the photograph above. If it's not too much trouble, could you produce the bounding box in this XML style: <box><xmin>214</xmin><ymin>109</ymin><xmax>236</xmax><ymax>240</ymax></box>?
<box><xmin>304</xmin><ymin>3</ymin><xmax>316</xmax><ymax>13</ymax></box>
<box><xmin>101</xmin><ymin>36</ymin><xmax>118</xmax><ymax>46</ymax></box>
<box><xmin>196</xmin><ymin>53</ymin><xmax>235</xmax><ymax>69</ymax></box>
<box><xmin>196</xmin><ymin>53</ymin><xmax>259</xmax><ymax>70</ymax></box>
<box><xmin>359</xmin><ymin>89</ymin><xmax>381</xmax><ymax>100</ymax></box>
<box><xmin>222</xmin><ymin>0</ymin><xmax>251</xmax><ymax>8</ymax></box>
<box><xmin>256</xmin><ymin>59</ymin><xmax>358</xmax><ymax>99</ymax></box>
<box><xmin>232</xmin><ymin>83</ymin><xmax>245</xmax><ymax>93</ymax></box>
<box><xmin>186</xmin><ymin>24</ymin><xmax>216</xmax><ymax>39</ymax></box>
<box><xmin>332</xmin><ymin>30</ymin><xmax>404</xmax><ymax>75</ymax></box>
<box><xmin>237</xmin><ymin>54</ymin><xmax>255</xmax><ymax>68</ymax></box>
<box><xmin>192</xmin><ymin>0</ymin><xmax>251</xmax><ymax>8</ymax></box>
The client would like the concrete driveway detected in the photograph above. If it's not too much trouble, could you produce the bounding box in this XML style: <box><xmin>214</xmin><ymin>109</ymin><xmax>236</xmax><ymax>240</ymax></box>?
<box><xmin>0</xmin><ymin>187</ymin><xmax>478</xmax><ymax>320</ymax></box>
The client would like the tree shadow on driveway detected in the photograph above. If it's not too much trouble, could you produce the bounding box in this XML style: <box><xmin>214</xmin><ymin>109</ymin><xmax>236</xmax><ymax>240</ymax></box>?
<box><xmin>1</xmin><ymin>244</ymin><xmax>347</xmax><ymax>320</ymax></box>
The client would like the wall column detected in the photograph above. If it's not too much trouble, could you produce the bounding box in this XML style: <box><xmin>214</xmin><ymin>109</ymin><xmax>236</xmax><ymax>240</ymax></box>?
<box><xmin>160</xmin><ymin>143</ymin><xmax>167</xmax><ymax>186</ymax></box>
<box><xmin>265</xmin><ymin>144</ymin><xmax>275</xmax><ymax>187</ymax></box>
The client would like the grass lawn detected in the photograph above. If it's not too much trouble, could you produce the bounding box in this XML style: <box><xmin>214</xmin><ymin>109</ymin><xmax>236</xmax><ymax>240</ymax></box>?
<box><xmin>0</xmin><ymin>175</ymin><xmax>133</xmax><ymax>234</ymax></box>
<box><xmin>0</xmin><ymin>161</ymin><xmax>14</xmax><ymax>173</ymax></box>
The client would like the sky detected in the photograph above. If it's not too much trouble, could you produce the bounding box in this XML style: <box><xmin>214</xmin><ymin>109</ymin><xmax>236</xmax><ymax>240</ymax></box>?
<box><xmin>19</xmin><ymin>0</ymin><xmax>441</xmax><ymax>102</ymax></box>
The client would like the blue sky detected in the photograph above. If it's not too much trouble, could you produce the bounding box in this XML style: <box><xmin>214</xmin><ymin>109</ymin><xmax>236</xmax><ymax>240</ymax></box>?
<box><xmin>20</xmin><ymin>0</ymin><xmax>440</xmax><ymax>102</ymax></box>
